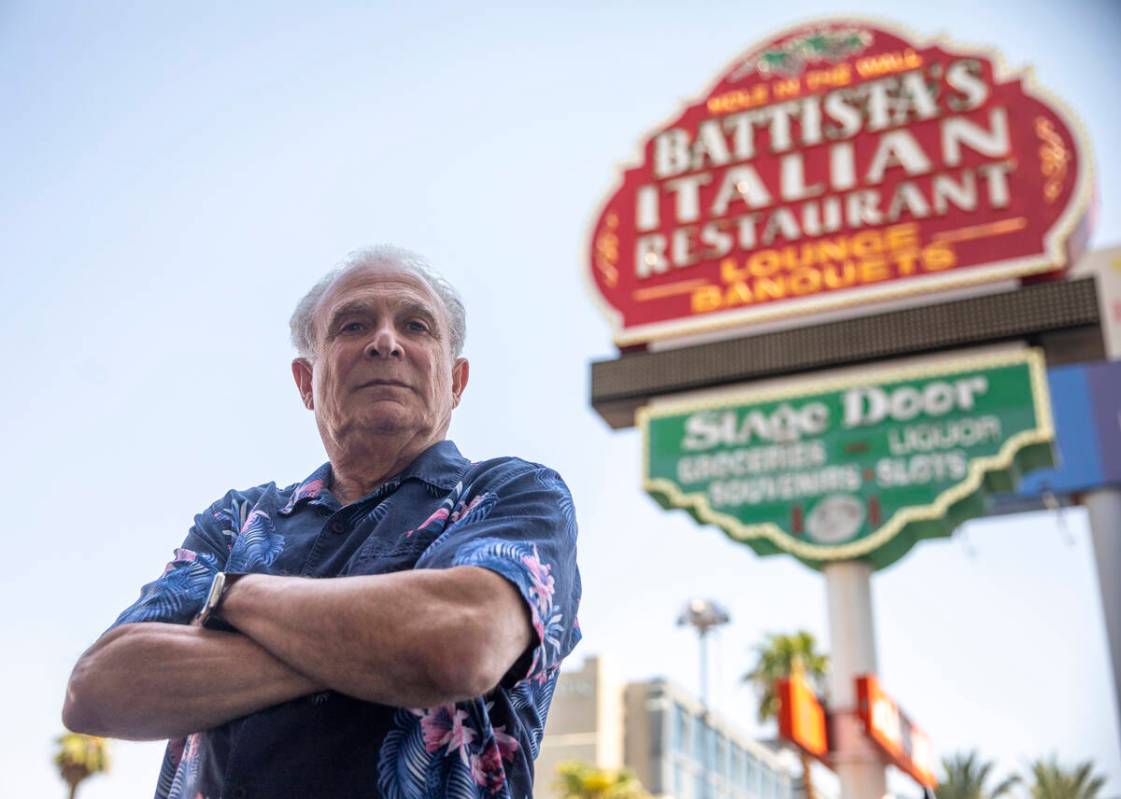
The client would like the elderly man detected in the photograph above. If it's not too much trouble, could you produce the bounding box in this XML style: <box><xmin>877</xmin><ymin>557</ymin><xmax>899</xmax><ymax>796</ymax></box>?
<box><xmin>63</xmin><ymin>247</ymin><xmax>581</xmax><ymax>799</ymax></box>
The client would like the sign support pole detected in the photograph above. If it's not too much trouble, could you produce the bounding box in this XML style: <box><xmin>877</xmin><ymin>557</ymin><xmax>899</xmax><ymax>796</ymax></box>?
<box><xmin>824</xmin><ymin>561</ymin><xmax>887</xmax><ymax>799</ymax></box>
<box><xmin>1083</xmin><ymin>488</ymin><xmax>1121</xmax><ymax>763</ymax></box>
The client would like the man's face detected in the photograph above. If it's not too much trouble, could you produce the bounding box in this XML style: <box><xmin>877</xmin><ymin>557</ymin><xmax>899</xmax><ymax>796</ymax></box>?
<box><xmin>292</xmin><ymin>264</ymin><xmax>468</xmax><ymax>455</ymax></box>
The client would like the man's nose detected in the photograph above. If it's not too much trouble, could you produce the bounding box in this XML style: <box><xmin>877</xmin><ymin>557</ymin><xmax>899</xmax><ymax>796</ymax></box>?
<box><xmin>365</xmin><ymin>325</ymin><xmax>404</xmax><ymax>359</ymax></box>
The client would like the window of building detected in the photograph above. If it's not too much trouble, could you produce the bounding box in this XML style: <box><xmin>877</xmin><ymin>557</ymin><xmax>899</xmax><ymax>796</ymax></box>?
<box><xmin>673</xmin><ymin>703</ymin><xmax>688</xmax><ymax>755</ymax></box>
<box><xmin>762</xmin><ymin>769</ymin><xmax>775</xmax><ymax>799</ymax></box>
<box><xmin>716</xmin><ymin>734</ymin><xmax>728</xmax><ymax>777</ymax></box>
<box><xmin>693</xmin><ymin>718</ymin><xmax>707</xmax><ymax>765</ymax></box>
<box><xmin>675</xmin><ymin>762</ymin><xmax>687</xmax><ymax>799</ymax></box>
<box><xmin>744</xmin><ymin>752</ymin><xmax>757</xmax><ymax>793</ymax></box>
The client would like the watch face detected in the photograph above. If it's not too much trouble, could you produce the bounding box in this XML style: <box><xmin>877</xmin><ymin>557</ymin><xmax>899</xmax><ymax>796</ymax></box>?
<box><xmin>806</xmin><ymin>494</ymin><xmax>865</xmax><ymax>544</ymax></box>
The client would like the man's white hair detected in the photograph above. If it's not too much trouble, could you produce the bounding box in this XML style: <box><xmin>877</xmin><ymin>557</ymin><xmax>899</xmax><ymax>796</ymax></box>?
<box><xmin>289</xmin><ymin>246</ymin><xmax>467</xmax><ymax>360</ymax></box>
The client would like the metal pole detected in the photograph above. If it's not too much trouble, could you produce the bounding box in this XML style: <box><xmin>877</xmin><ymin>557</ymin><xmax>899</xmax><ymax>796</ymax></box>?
<box><xmin>1082</xmin><ymin>488</ymin><xmax>1121</xmax><ymax>763</ymax></box>
<box><xmin>824</xmin><ymin>560</ymin><xmax>887</xmax><ymax>799</ymax></box>
<box><xmin>699</xmin><ymin>629</ymin><xmax>710</xmax><ymax>710</ymax></box>
<box><xmin>677</xmin><ymin>599</ymin><xmax>727</xmax><ymax>799</ymax></box>
<box><xmin>699</xmin><ymin>629</ymin><xmax>711</xmax><ymax>799</ymax></box>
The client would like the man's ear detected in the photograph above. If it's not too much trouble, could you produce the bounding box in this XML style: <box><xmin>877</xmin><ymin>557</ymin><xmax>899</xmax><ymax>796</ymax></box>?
<box><xmin>451</xmin><ymin>358</ymin><xmax>469</xmax><ymax>408</ymax></box>
<box><xmin>291</xmin><ymin>358</ymin><xmax>315</xmax><ymax>410</ymax></box>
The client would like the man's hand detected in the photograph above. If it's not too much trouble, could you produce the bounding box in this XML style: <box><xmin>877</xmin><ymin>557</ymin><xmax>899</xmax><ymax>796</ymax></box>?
<box><xmin>218</xmin><ymin>566</ymin><xmax>533</xmax><ymax>708</ymax></box>
<box><xmin>63</xmin><ymin>622</ymin><xmax>323</xmax><ymax>741</ymax></box>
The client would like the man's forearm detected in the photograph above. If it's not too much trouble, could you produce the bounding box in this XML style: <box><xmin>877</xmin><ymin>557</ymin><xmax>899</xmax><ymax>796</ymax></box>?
<box><xmin>63</xmin><ymin>622</ymin><xmax>322</xmax><ymax>740</ymax></box>
<box><xmin>219</xmin><ymin>567</ymin><xmax>531</xmax><ymax>708</ymax></box>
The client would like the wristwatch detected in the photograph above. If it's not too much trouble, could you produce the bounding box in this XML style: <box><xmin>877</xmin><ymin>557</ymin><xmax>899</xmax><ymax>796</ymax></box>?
<box><xmin>193</xmin><ymin>572</ymin><xmax>244</xmax><ymax>628</ymax></box>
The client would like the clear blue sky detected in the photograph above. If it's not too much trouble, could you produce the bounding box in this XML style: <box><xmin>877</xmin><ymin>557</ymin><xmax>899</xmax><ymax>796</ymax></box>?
<box><xmin>2</xmin><ymin>2</ymin><xmax>1119</xmax><ymax>796</ymax></box>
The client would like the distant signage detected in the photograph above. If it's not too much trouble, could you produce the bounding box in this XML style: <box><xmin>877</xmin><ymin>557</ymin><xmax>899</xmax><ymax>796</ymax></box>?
<box><xmin>777</xmin><ymin>672</ymin><xmax>829</xmax><ymax>758</ymax></box>
<box><xmin>987</xmin><ymin>359</ymin><xmax>1121</xmax><ymax>514</ymax></box>
<box><xmin>856</xmin><ymin>675</ymin><xmax>937</xmax><ymax>788</ymax></box>
<box><xmin>1072</xmin><ymin>248</ymin><xmax>1121</xmax><ymax>360</ymax></box>
<box><xmin>640</xmin><ymin>349</ymin><xmax>1053</xmax><ymax>570</ymax></box>
<box><xmin>589</xmin><ymin>19</ymin><xmax>1091</xmax><ymax>345</ymax></box>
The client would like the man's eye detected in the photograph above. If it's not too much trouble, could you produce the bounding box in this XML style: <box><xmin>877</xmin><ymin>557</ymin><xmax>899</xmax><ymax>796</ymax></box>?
<box><xmin>341</xmin><ymin>322</ymin><xmax>365</xmax><ymax>333</ymax></box>
<box><xmin>406</xmin><ymin>320</ymin><xmax>430</xmax><ymax>333</ymax></box>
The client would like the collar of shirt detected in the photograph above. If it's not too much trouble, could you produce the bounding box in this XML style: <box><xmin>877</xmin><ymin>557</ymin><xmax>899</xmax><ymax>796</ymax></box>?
<box><xmin>277</xmin><ymin>439</ymin><xmax>469</xmax><ymax>516</ymax></box>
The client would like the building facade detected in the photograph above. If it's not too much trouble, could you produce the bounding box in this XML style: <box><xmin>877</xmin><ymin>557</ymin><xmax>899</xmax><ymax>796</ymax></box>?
<box><xmin>535</xmin><ymin>655</ymin><xmax>805</xmax><ymax>799</ymax></box>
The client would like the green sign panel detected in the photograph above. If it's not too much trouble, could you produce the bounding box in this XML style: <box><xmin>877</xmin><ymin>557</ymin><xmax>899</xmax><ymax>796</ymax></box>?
<box><xmin>640</xmin><ymin>350</ymin><xmax>1054</xmax><ymax>571</ymax></box>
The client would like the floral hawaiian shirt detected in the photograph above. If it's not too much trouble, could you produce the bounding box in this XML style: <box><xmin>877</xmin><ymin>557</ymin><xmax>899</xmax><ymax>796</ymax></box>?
<box><xmin>110</xmin><ymin>440</ymin><xmax>581</xmax><ymax>799</ymax></box>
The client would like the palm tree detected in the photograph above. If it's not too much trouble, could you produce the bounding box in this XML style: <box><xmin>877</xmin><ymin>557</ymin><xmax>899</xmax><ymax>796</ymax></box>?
<box><xmin>935</xmin><ymin>751</ymin><xmax>1019</xmax><ymax>799</ymax></box>
<box><xmin>744</xmin><ymin>631</ymin><xmax>829</xmax><ymax>722</ymax></box>
<box><xmin>54</xmin><ymin>732</ymin><xmax>110</xmax><ymax>799</ymax></box>
<box><xmin>554</xmin><ymin>760</ymin><xmax>652</xmax><ymax>799</ymax></box>
<box><xmin>743</xmin><ymin>631</ymin><xmax>829</xmax><ymax>799</ymax></box>
<box><xmin>1025</xmin><ymin>756</ymin><xmax>1106</xmax><ymax>799</ymax></box>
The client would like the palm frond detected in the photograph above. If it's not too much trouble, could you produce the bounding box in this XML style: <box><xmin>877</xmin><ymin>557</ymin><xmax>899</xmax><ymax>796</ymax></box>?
<box><xmin>935</xmin><ymin>750</ymin><xmax>1019</xmax><ymax>799</ymax></box>
<box><xmin>1025</xmin><ymin>756</ymin><xmax>1106</xmax><ymax>799</ymax></box>
<box><xmin>742</xmin><ymin>630</ymin><xmax>829</xmax><ymax>724</ymax></box>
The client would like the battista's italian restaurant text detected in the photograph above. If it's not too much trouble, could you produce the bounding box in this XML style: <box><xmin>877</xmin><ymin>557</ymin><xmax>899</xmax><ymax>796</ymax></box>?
<box><xmin>641</xmin><ymin>61</ymin><xmax>1001</xmax><ymax>290</ymax></box>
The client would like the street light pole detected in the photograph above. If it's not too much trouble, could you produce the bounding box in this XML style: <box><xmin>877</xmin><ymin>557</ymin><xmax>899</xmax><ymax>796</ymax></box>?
<box><xmin>677</xmin><ymin>598</ymin><xmax>731</xmax><ymax>711</ymax></box>
<box><xmin>677</xmin><ymin>598</ymin><xmax>731</xmax><ymax>799</ymax></box>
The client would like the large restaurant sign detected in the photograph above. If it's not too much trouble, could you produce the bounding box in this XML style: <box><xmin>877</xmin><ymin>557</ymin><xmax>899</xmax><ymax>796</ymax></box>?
<box><xmin>640</xmin><ymin>350</ymin><xmax>1053</xmax><ymax>570</ymax></box>
<box><xmin>589</xmin><ymin>19</ymin><xmax>1092</xmax><ymax>345</ymax></box>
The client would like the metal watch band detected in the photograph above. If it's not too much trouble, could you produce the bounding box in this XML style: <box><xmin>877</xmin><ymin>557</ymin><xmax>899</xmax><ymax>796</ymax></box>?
<box><xmin>194</xmin><ymin>572</ymin><xmax>244</xmax><ymax>628</ymax></box>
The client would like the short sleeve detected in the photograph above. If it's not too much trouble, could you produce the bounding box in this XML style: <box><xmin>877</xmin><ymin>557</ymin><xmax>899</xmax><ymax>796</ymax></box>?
<box><xmin>108</xmin><ymin>494</ymin><xmax>236</xmax><ymax>630</ymax></box>
<box><xmin>414</xmin><ymin>462</ymin><xmax>581</xmax><ymax>687</ymax></box>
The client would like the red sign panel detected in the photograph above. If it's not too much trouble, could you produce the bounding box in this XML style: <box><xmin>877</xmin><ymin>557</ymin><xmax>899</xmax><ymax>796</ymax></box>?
<box><xmin>588</xmin><ymin>19</ymin><xmax>1092</xmax><ymax>345</ymax></box>
<box><xmin>856</xmin><ymin>675</ymin><xmax>938</xmax><ymax>788</ymax></box>
<box><xmin>777</xmin><ymin>672</ymin><xmax>829</xmax><ymax>758</ymax></box>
